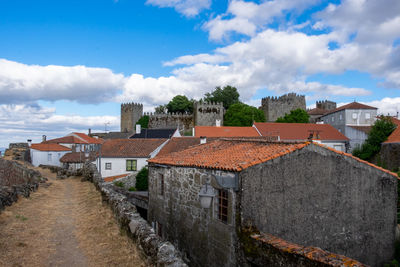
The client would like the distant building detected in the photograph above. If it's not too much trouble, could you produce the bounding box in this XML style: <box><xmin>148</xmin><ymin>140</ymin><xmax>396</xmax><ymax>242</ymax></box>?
<box><xmin>253</xmin><ymin>122</ymin><xmax>349</xmax><ymax>152</ymax></box>
<box><xmin>319</xmin><ymin>102</ymin><xmax>377</xmax><ymax>151</ymax></box>
<box><xmin>130</xmin><ymin>126</ymin><xmax>180</xmax><ymax>139</ymax></box>
<box><xmin>30</xmin><ymin>143</ymin><xmax>71</xmax><ymax>167</ymax></box>
<box><xmin>148</xmin><ymin>139</ymin><xmax>397</xmax><ymax>266</ymax></box>
<box><xmin>307</xmin><ymin>100</ymin><xmax>337</xmax><ymax>123</ymax></box>
<box><xmin>260</xmin><ymin>93</ymin><xmax>306</xmax><ymax>122</ymax></box>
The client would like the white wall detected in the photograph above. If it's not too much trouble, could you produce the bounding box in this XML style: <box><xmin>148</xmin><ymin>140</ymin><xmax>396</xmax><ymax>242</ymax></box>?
<box><xmin>320</xmin><ymin>141</ymin><xmax>346</xmax><ymax>152</ymax></box>
<box><xmin>99</xmin><ymin>157</ymin><xmax>148</xmax><ymax>178</ymax></box>
<box><xmin>31</xmin><ymin>149</ymin><xmax>69</xmax><ymax>167</ymax></box>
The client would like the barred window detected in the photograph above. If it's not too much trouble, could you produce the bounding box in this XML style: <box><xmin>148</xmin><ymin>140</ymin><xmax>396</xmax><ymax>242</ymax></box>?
<box><xmin>217</xmin><ymin>189</ymin><xmax>228</xmax><ymax>223</ymax></box>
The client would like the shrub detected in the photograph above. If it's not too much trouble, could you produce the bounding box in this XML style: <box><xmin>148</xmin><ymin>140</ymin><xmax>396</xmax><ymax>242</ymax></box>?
<box><xmin>114</xmin><ymin>181</ymin><xmax>124</xmax><ymax>187</ymax></box>
<box><xmin>135</xmin><ymin>167</ymin><xmax>148</xmax><ymax>191</ymax></box>
<box><xmin>128</xmin><ymin>186</ymin><xmax>136</xmax><ymax>192</ymax></box>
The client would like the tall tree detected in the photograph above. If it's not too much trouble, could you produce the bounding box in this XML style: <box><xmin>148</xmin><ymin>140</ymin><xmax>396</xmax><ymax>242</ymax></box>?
<box><xmin>166</xmin><ymin>95</ymin><xmax>194</xmax><ymax>113</ymax></box>
<box><xmin>224</xmin><ymin>103</ymin><xmax>265</xmax><ymax>126</ymax></box>
<box><xmin>136</xmin><ymin>115</ymin><xmax>149</xmax><ymax>128</ymax></box>
<box><xmin>276</xmin><ymin>109</ymin><xmax>309</xmax><ymax>123</ymax></box>
<box><xmin>204</xmin><ymin>85</ymin><xmax>240</xmax><ymax>109</ymax></box>
<box><xmin>352</xmin><ymin>116</ymin><xmax>396</xmax><ymax>161</ymax></box>
<box><xmin>154</xmin><ymin>105</ymin><xmax>166</xmax><ymax>114</ymax></box>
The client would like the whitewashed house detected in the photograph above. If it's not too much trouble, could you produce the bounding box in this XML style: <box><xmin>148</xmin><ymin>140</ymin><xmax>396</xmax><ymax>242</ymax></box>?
<box><xmin>98</xmin><ymin>138</ymin><xmax>167</xmax><ymax>179</ymax></box>
<box><xmin>30</xmin><ymin>143</ymin><xmax>71</xmax><ymax>167</ymax></box>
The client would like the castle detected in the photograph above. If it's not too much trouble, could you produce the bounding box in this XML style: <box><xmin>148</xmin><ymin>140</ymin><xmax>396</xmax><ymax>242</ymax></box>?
<box><xmin>120</xmin><ymin>101</ymin><xmax>224</xmax><ymax>133</ymax></box>
<box><xmin>260</xmin><ymin>93</ymin><xmax>306</xmax><ymax>122</ymax></box>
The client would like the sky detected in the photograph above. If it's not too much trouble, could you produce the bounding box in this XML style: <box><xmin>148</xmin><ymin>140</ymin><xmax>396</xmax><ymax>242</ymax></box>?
<box><xmin>0</xmin><ymin>0</ymin><xmax>399</xmax><ymax>147</ymax></box>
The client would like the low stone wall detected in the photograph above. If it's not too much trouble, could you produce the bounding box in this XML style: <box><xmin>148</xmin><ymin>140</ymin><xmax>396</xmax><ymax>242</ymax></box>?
<box><xmin>246</xmin><ymin>232</ymin><xmax>368</xmax><ymax>267</ymax></box>
<box><xmin>379</xmin><ymin>143</ymin><xmax>400</xmax><ymax>171</ymax></box>
<box><xmin>0</xmin><ymin>158</ymin><xmax>45</xmax><ymax>212</ymax></box>
<box><xmin>82</xmin><ymin>163</ymin><xmax>187</xmax><ymax>266</ymax></box>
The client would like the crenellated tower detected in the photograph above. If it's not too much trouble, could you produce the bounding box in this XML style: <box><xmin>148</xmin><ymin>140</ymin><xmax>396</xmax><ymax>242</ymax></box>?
<box><xmin>194</xmin><ymin>101</ymin><xmax>224</xmax><ymax>126</ymax></box>
<box><xmin>121</xmin><ymin>103</ymin><xmax>143</xmax><ymax>132</ymax></box>
<box><xmin>260</xmin><ymin>93</ymin><xmax>306</xmax><ymax>122</ymax></box>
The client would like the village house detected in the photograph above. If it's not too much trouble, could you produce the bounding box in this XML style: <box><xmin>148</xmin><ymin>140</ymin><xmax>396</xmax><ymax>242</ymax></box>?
<box><xmin>380</xmin><ymin>117</ymin><xmax>400</xmax><ymax>170</ymax></box>
<box><xmin>42</xmin><ymin>132</ymin><xmax>103</xmax><ymax>152</ymax></box>
<box><xmin>253</xmin><ymin>122</ymin><xmax>349</xmax><ymax>152</ymax></box>
<box><xmin>319</xmin><ymin>101</ymin><xmax>378</xmax><ymax>151</ymax></box>
<box><xmin>148</xmin><ymin>138</ymin><xmax>397</xmax><ymax>266</ymax></box>
<box><xmin>98</xmin><ymin>138</ymin><xmax>167</xmax><ymax>179</ymax></box>
<box><xmin>30</xmin><ymin>143</ymin><xmax>71</xmax><ymax>167</ymax></box>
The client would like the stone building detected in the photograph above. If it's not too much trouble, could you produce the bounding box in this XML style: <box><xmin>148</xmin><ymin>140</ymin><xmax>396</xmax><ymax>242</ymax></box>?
<box><xmin>148</xmin><ymin>139</ymin><xmax>398</xmax><ymax>266</ymax></box>
<box><xmin>260</xmin><ymin>93</ymin><xmax>306</xmax><ymax>122</ymax></box>
<box><xmin>307</xmin><ymin>100</ymin><xmax>337</xmax><ymax>123</ymax></box>
<box><xmin>121</xmin><ymin>102</ymin><xmax>143</xmax><ymax>132</ymax></box>
<box><xmin>194</xmin><ymin>101</ymin><xmax>224</xmax><ymax>126</ymax></box>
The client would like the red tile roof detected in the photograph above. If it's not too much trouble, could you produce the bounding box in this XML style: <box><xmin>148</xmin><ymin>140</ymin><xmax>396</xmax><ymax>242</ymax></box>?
<box><xmin>60</xmin><ymin>152</ymin><xmax>98</xmax><ymax>163</ymax></box>
<box><xmin>101</xmin><ymin>138</ymin><xmax>167</xmax><ymax>158</ymax></box>
<box><xmin>104</xmin><ymin>173</ymin><xmax>129</xmax><ymax>182</ymax></box>
<box><xmin>348</xmin><ymin>126</ymin><xmax>372</xmax><ymax>134</ymax></box>
<box><xmin>149</xmin><ymin>139</ymin><xmax>309</xmax><ymax>171</ymax></box>
<box><xmin>43</xmin><ymin>136</ymin><xmax>85</xmax><ymax>144</ymax></box>
<box><xmin>72</xmin><ymin>132</ymin><xmax>103</xmax><ymax>144</ymax></box>
<box><xmin>253</xmin><ymin>122</ymin><xmax>349</xmax><ymax>141</ymax></box>
<box><xmin>323</xmin><ymin>101</ymin><xmax>377</xmax><ymax>116</ymax></box>
<box><xmin>307</xmin><ymin>108</ymin><xmax>326</xmax><ymax>115</ymax></box>
<box><xmin>194</xmin><ymin>126</ymin><xmax>260</xmax><ymax>137</ymax></box>
<box><xmin>384</xmin><ymin>117</ymin><xmax>400</xmax><ymax>144</ymax></box>
<box><xmin>31</xmin><ymin>143</ymin><xmax>71</xmax><ymax>152</ymax></box>
<box><xmin>157</xmin><ymin>137</ymin><xmax>202</xmax><ymax>157</ymax></box>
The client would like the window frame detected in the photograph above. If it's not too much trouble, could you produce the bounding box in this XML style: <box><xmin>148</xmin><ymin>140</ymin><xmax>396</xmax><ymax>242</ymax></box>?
<box><xmin>216</xmin><ymin>189</ymin><xmax>229</xmax><ymax>223</ymax></box>
<box><xmin>105</xmin><ymin>162</ymin><xmax>112</xmax><ymax>170</ymax></box>
<box><xmin>47</xmin><ymin>153</ymin><xmax>52</xmax><ymax>162</ymax></box>
<box><xmin>126</xmin><ymin>159</ymin><xmax>137</xmax><ymax>171</ymax></box>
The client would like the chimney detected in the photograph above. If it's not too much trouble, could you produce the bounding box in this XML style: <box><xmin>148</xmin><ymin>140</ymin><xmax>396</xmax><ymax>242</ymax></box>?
<box><xmin>200</xmin><ymin>136</ymin><xmax>207</xmax><ymax>144</ymax></box>
<box><xmin>136</xmin><ymin>124</ymin><xmax>141</xmax><ymax>134</ymax></box>
<box><xmin>42</xmin><ymin>135</ymin><xmax>46</xmax><ymax>142</ymax></box>
<box><xmin>27</xmin><ymin>139</ymin><xmax>32</xmax><ymax>147</ymax></box>
<box><xmin>216</xmin><ymin>119</ymin><xmax>221</xmax><ymax>127</ymax></box>
<box><xmin>88</xmin><ymin>128</ymin><xmax>92</xmax><ymax>135</ymax></box>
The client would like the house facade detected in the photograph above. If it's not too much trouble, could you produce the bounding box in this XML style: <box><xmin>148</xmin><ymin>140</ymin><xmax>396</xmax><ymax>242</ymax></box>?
<box><xmin>319</xmin><ymin>102</ymin><xmax>377</xmax><ymax>151</ymax></box>
<box><xmin>30</xmin><ymin>143</ymin><xmax>71</xmax><ymax>167</ymax></box>
<box><xmin>148</xmin><ymin>139</ymin><xmax>397</xmax><ymax>266</ymax></box>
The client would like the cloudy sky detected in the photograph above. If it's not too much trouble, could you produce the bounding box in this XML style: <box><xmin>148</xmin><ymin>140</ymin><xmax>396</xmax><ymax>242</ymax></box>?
<box><xmin>1</xmin><ymin>0</ymin><xmax>400</xmax><ymax>147</ymax></box>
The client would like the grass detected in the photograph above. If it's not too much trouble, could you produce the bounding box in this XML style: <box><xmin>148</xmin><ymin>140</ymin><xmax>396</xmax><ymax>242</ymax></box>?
<box><xmin>113</xmin><ymin>181</ymin><xmax>124</xmax><ymax>188</ymax></box>
<box><xmin>15</xmin><ymin>214</ymin><xmax>28</xmax><ymax>221</ymax></box>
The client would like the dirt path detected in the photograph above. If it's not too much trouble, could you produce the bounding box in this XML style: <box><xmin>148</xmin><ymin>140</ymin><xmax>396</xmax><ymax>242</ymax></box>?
<box><xmin>0</xmin><ymin>166</ymin><xmax>146</xmax><ymax>267</ymax></box>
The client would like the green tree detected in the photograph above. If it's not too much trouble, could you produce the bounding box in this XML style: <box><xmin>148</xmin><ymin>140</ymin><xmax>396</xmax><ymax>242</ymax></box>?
<box><xmin>352</xmin><ymin>116</ymin><xmax>396</xmax><ymax>161</ymax></box>
<box><xmin>204</xmin><ymin>85</ymin><xmax>240</xmax><ymax>109</ymax></box>
<box><xmin>136</xmin><ymin>115</ymin><xmax>149</xmax><ymax>128</ymax></box>
<box><xmin>135</xmin><ymin>167</ymin><xmax>148</xmax><ymax>191</ymax></box>
<box><xmin>224</xmin><ymin>103</ymin><xmax>265</xmax><ymax>126</ymax></box>
<box><xmin>276</xmin><ymin>108</ymin><xmax>309</xmax><ymax>123</ymax></box>
<box><xmin>155</xmin><ymin>104</ymin><xmax>166</xmax><ymax>114</ymax></box>
<box><xmin>166</xmin><ymin>95</ymin><xmax>194</xmax><ymax>113</ymax></box>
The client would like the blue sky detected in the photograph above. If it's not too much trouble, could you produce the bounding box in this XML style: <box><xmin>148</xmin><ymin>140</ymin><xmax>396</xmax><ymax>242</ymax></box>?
<box><xmin>0</xmin><ymin>0</ymin><xmax>399</xmax><ymax>147</ymax></box>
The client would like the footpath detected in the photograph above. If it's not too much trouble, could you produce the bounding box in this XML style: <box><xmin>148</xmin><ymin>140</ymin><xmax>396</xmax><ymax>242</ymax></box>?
<box><xmin>0</xmin><ymin>165</ymin><xmax>146</xmax><ymax>267</ymax></box>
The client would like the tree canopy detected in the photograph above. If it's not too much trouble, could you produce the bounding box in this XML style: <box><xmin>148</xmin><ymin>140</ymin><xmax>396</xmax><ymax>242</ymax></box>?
<box><xmin>352</xmin><ymin>116</ymin><xmax>396</xmax><ymax>161</ymax></box>
<box><xmin>224</xmin><ymin>103</ymin><xmax>265</xmax><ymax>126</ymax></box>
<box><xmin>276</xmin><ymin>108</ymin><xmax>309</xmax><ymax>123</ymax></box>
<box><xmin>204</xmin><ymin>85</ymin><xmax>240</xmax><ymax>109</ymax></box>
<box><xmin>166</xmin><ymin>95</ymin><xmax>194</xmax><ymax>113</ymax></box>
<box><xmin>136</xmin><ymin>115</ymin><xmax>149</xmax><ymax>128</ymax></box>
<box><xmin>154</xmin><ymin>104</ymin><xmax>166</xmax><ymax>114</ymax></box>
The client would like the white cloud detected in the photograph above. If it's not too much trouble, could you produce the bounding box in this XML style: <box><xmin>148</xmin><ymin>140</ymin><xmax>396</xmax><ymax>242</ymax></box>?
<box><xmin>0</xmin><ymin>59</ymin><xmax>125</xmax><ymax>104</ymax></box>
<box><xmin>146</xmin><ymin>0</ymin><xmax>211</xmax><ymax>17</ymax></box>
<box><xmin>364</xmin><ymin>97</ymin><xmax>400</xmax><ymax>116</ymax></box>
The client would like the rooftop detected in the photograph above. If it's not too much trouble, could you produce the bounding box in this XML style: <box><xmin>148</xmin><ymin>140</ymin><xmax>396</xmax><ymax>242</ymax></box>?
<box><xmin>72</xmin><ymin>132</ymin><xmax>103</xmax><ymax>144</ymax></box>
<box><xmin>253</xmin><ymin>122</ymin><xmax>349</xmax><ymax>141</ymax></box>
<box><xmin>60</xmin><ymin>152</ymin><xmax>98</xmax><ymax>163</ymax></box>
<box><xmin>348</xmin><ymin>126</ymin><xmax>372</xmax><ymax>134</ymax></box>
<box><xmin>384</xmin><ymin>117</ymin><xmax>400</xmax><ymax>144</ymax></box>
<box><xmin>101</xmin><ymin>138</ymin><xmax>167</xmax><ymax>158</ymax></box>
<box><xmin>44</xmin><ymin>132</ymin><xmax>103</xmax><ymax>144</ymax></box>
<box><xmin>157</xmin><ymin>137</ymin><xmax>202</xmax><ymax>157</ymax></box>
<box><xmin>194</xmin><ymin>126</ymin><xmax>260</xmax><ymax>137</ymax></box>
<box><xmin>322</xmin><ymin>101</ymin><xmax>377</xmax><ymax>116</ymax></box>
<box><xmin>307</xmin><ymin>107</ymin><xmax>327</xmax><ymax>116</ymax></box>
<box><xmin>130</xmin><ymin>128</ymin><xmax>177</xmax><ymax>139</ymax></box>
<box><xmin>31</xmin><ymin>143</ymin><xmax>71</xmax><ymax>152</ymax></box>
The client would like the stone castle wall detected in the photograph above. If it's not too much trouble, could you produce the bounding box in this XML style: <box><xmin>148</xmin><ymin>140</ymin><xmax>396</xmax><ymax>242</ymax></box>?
<box><xmin>121</xmin><ymin>103</ymin><xmax>143</xmax><ymax>132</ymax></box>
<box><xmin>260</xmin><ymin>93</ymin><xmax>306</xmax><ymax>122</ymax></box>
<box><xmin>194</xmin><ymin>102</ymin><xmax>224</xmax><ymax>126</ymax></box>
<box><xmin>316</xmin><ymin>100</ymin><xmax>336</xmax><ymax>111</ymax></box>
<box><xmin>147</xmin><ymin>112</ymin><xmax>194</xmax><ymax>133</ymax></box>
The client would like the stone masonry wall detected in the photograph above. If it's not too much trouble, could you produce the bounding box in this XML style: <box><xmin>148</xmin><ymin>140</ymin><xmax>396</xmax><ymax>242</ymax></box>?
<box><xmin>121</xmin><ymin>103</ymin><xmax>143</xmax><ymax>132</ymax></box>
<box><xmin>148</xmin><ymin>165</ymin><xmax>237</xmax><ymax>267</ymax></box>
<box><xmin>81</xmin><ymin>163</ymin><xmax>186</xmax><ymax>266</ymax></box>
<box><xmin>239</xmin><ymin>144</ymin><xmax>397</xmax><ymax>266</ymax></box>
<box><xmin>260</xmin><ymin>93</ymin><xmax>306</xmax><ymax>122</ymax></box>
<box><xmin>0</xmin><ymin>158</ymin><xmax>45</xmax><ymax>212</ymax></box>
<box><xmin>379</xmin><ymin>143</ymin><xmax>400</xmax><ymax>171</ymax></box>
<box><xmin>147</xmin><ymin>112</ymin><xmax>194</xmax><ymax>133</ymax></box>
<box><xmin>194</xmin><ymin>102</ymin><xmax>224</xmax><ymax>126</ymax></box>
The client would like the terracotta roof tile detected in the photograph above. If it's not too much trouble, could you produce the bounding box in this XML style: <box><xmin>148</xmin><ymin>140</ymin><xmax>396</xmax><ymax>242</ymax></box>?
<box><xmin>322</xmin><ymin>101</ymin><xmax>377</xmax><ymax>116</ymax></box>
<box><xmin>149</xmin><ymin>139</ymin><xmax>309</xmax><ymax>171</ymax></box>
<box><xmin>157</xmin><ymin>137</ymin><xmax>202</xmax><ymax>157</ymax></box>
<box><xmin>104</xmin><ymin>173</ymin><xmax>129</xmax><ymax>182</ymax></box>
<box><xmin>194</xmin><ymin>126</ymin><xmax>260</xmax><ymax>137</ymax></box>
<box><xmin>43</xmin><ymin>136</ymin><xmax>85</xmax><ymax>144</ymax></box>
<box><xmin>60</xmin><ymin>152</ymin><xmax>97</xmax><ymax>163</ymax></box>
<box><xmin>101</xmin><ymin>138</ymin><xmax>166</xmax><ymax>158</ymax></box>
<box><xmin>307</xmin><ymin>108</ymin><xmax>327</xmax><ymax>115</ymax></box>
<box><xmin>385</xmin><ymin>117</ymin><xmax>400</xmax><ymax>144</ymax></box>
<box><xmin>253</xmin><ymin>122</ymin><xmax>349</xmax><ymax>141</ymax></box>
<box><xmin>72</xmin><ymin>132</ymin><xmax>103</xmax><ymax>144</ymax></box>
<box><xmin>31</xmin><ymin>143</ymin><xmax>71</xmax><ymax>152</ymax></box>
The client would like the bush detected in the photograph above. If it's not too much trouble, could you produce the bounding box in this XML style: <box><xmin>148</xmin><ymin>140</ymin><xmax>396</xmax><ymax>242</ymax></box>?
<box><xmin>114</xmin><ymin>181</ymin><xmax>124</xmax><ymax>187</ymax></box>
<box><xmin>276</xmin><ymin>108</ymin><xmax>310</xmax><ymax>123</ymax></box>
<box><xmin>128</xmin><ymin>186</ymin><xmax>136</xmax><ymax>192</ymax></box>
<box><xmin>224</xmin><ymin>103</ymin><xmax>265</xmax><ymax>126</ymax></box>
<box><xmin>135</xmin><ymin>167</ymin><xmax>148</xmax><ymax>191</ymax></box>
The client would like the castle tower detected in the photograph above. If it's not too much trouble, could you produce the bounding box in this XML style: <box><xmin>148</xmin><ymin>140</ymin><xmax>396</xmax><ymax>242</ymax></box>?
<box><xmin>194</xmin><ymin>101</ymin><xmax>224</xmax><ymax>126</ymax></box>
<box><xmin>120</xmin><ymin>103</ymin><xmax>143</xmax><ymax>132</ymax></box>
<box><xmin>316</xmin><ymin>100</ymin><xmax>336</xmax><ymax>111</ymax></box>
<box><xmin>260</xmin><ymin>93</ymin><xmax>306</xmax><ymax>122</ymax></box>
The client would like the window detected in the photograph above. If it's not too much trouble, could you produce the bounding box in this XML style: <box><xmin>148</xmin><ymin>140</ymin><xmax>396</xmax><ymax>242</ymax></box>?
<box><xmin>365</xmin><ymin>113</ymin><xmax>371</xmax><ymax>119</ymax></box>
<box><xmin>352</xmin><ymin>113</ymin><xmax>358</xmax><ymax>119</ymax></box>
<box><xmin>156</xmin><ymin>221</ymin><xmax>163</xmax><ymax>238</ymax></box>
<box><xmin>217</xmin><ymin>189</ymin><xmax>228</xmax><ymax>223</ymax></box>
<box><xmin>126</xmin><ymin>159</ymin><xmax>137</xmax><ymax>171</ymax></box>
<box><xmin>159</xmin><ymin>173</ymin><xmax>164</xmax><ymax>195</ymax></box>
<box><xmin>339</xmin><ymin>114</ymin><xmax>342</xmax><ymax>120</ymax></box>
<box><xmin>105</xmin><ymin>162</ymin><xmax>112</xmax><ymax>170</ymax></box>
<box><xmin>47</xmin><ymin>153</ymin><xmax>52</xmax><ymax>162</ymax></box>
<box><xmin>332</xmin><ymin>116</ymin><xmax>334</xmax><ymax>122</ymax></box>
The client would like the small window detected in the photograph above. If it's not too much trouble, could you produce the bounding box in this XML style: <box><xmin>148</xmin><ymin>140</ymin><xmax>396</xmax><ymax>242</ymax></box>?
<box><xmin>352</xmin><ymin>113</ymin><xmax>358</xmax><ymax>119</ymax></box>
<box><xmin>105</xmin><ymin>162</ymin><xmax>112</xmax><ymax>170</ymax></box>
<box><xmin>126</xmin><ymin>159</ymin><xmax>137</xmax><ymax>171</ymax></box>
<box><xmin>332</xmin><ymin>116</ymin><xmax>334</xmax><ymax>122</ymax></box>
<box><xmin>48</xmin><ymin>153</ymin><xmax>52</xmax><ymax>162</ymax></box>
<box><xmin>217</xmin><ymin>189</ymin><xmax>228</xmax><ymax>223</ymax></box>
<box><xmin>339</xmin><ymin>114</ymin><xmax>342</xmax><ymax>120</ymax></box>
<box><xmin>159</xmin><ymin>173</ymin><xmax>164</xmax><ymax>195</ymax></box>
<box><xmin>156</xmin><ymin>221</ymin><xmax>163</xmax><ymax>237</ymax></box>
<box><xmin>365</xmin><ymin>113</ymin><xmax>371</xmax><ymax>119</ymax></box>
